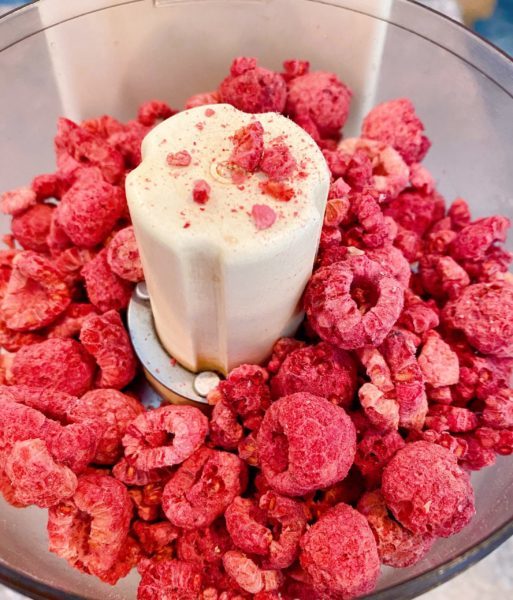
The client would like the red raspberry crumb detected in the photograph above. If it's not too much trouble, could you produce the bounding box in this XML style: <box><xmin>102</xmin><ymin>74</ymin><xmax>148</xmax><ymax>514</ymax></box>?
<box><xmin>230</xmin><ymin>121</ymin><xmax>264</xmax><ymax>173</ymax></box>
<box><xmin>166</xmin><ymin>150</ymin><xmax>192</xmax><ymax>167</ymax></box>
<box><xmin>259</xmin><ymin>180</ymin><xmax>295</xmax><ymax>201</ymax></box>
<box><xmin>251</xmin><ymin>204</ymin><xmax>277</xmax><ymax>231</ymax></box>
<box><xmin>192</xmin><ymin>179</ymin><xmax>211</xmax><ymax>205</ymax></box>
<box><xmin>260</xmin><ymin>142</ymin><xmax>297</xmax><ymax>181</ymax></box>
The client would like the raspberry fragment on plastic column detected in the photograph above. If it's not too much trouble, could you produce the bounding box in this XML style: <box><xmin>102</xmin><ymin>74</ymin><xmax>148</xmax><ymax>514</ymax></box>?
<box><xmin>123</xmin><ymin>405</ymin><xmax>208</xmax><ymax>470</ymax></box>
<box><xmin>1</xmin><ymin>251</ymin><xmax>70</xmax><ymax>332</ymax></box>
<box><xmin>256</xmin><ymin>393</ymin><xmax>356</xmax><ymax>496</ymax></box>
<box><xmin>166</xmin><ymin>150</ymin><xmax>192</xmax><ymax>167</ymax></box>
<box><xmin>260</xmin><ymin>141</ymin><xmax>297</xmax><ymax>180</ymax></box>
<box><xmin>80</xmin><ymin>310</ymin><xmax>137</xmax><ymax>389</ymax></box>
<box><xmin>106</xmin><ymin>226</ymin><xmax>144</xmax><ymax>282</ymax></box>
<box><xmin>300</xmin><ymin>502</ymin><xmax>380</xmax><ymax>599</ymax></box>
<box><xmin>382</xmin><ymin>441</ymin><xmax>475</xmax><ymax>537</ymax></box>
<box><xmin>230</xmin><ymin>121</ymin><xmax>264</xmax><ymax>172</ymax></box>
<box><xmin>251</xmin><ymin>204</ymin><xmax>277</xmax><ymax>231</ymax></box>
<box><xmin>304</xmin><ymin>255</ymin><xmax>404</xmax><ymax>350</ymax></box>
<box><xmin>192</xmin><ymin>179</ymin><xmax>211</xmax><ymax>205</ymax></box>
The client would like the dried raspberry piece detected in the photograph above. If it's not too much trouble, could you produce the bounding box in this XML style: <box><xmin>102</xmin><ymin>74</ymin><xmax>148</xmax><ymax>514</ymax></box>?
<box><xmin>48</xmin><ymin>474</ymin><xmax>132</xmax><ymax>579</ymax></box>
<box><xmin>31</xmin><ymin>173</ymin><xmax>62</xmax><ymax>201</ymax></box>
<box><xmin>459</xmin><ymin>433</ymin><xmax>497</xmax><ymax>470</ymax></box>
<box><xmin>358</xmin><ymin>489</ymin><xmax>434</xmax><ymax>568</ymax></box>
<box><xmin>361</xmin><ymin>98</ymin><xmax>430</xmax><ymax>164</ymax></box>
<box><xmin>425</xmin><ymin>405</ymin><xmax>478</xmax><ymax>433</ymax></box>
<box><xmin>420</xmin><ymin>254</ymin><xmax>470</xmax><ymax>300</ymax></box>
<box><xmin>448</xmin><ymin>197</ymin><xmax>471</xmax><ymax>231</ymax></box>
<box><xmin>184</xmin><ymin>91</ymin><xmax>220</xmax><ymax>109</ymax></box>
<box><xmin>105</xmin><ymin>119</ymin><xmax>151</xmax><ymax>168</ymax></box>
<box><xmin>337</xmin><ymin>138</ymin><xmax>409</xmax><ymax>200</ymax></box>
<box><xmin>82</xmin><ymin>249</ymin><xmax>134</xmax><ymax>312</ymax></box>
<box><xmin>79</xmin><ymin>310</ymin><xmax>136</xmax><ymax>389</ymax></box>
<box><xmin>81</xmin><ymin>114</ymin><xmax>124</xmax><ymax>139</ymax></box>
<box><xmin>47</xmin><ymin>422</ymin><xmax>101</xmax><ymax>474</ymax></box>
<box><xmin>213</xmin><ymin>364</ymin><xmax>271</xmax><ymax>420</ymax></box>
<box><xmin>384</xmin><ymin>190</ymin><xmax>443</xmax><ymax>236</ymax></box>
<box><xmin>381</xmin><ymin>330</ymin><xmax>427</xmax><ymax>430</ymax></box>
<box><xmin>12</xmin><ymin>338</ymin><xmax>95</xmax><ymax>396</ymax></box>
<box><xmin>260</xmin><ymin>142</ymin><xmax>296</xmax><ymax>181</ymax></box>
<box><xmin>251</xmin><ymin>204</ymin><xmax>277</xmax><ymax>231</ymax></box>
<box><xmin>451</xmin><ymin>216</ymin><xmax>510</xmax><ymax>262</ymax></box>
<box><xmin>398</xmin><ymin>290</ymin><xmax>439</xmax><ymax>335</ymax></box>
<box><xmin>0</xmin><ymin>317</ymin><xmax>44</xmax><ymax>352</ymax></box>
<box><xmin>344</xmin><ymin>190</ymin><xmax>392</xmax><ymax>249</ymax></box>
<box><xmin>394</xmin><ymin>226</ymin><xmax>422</xmax><ymax>262</ymax></box>
<box><xmin>443</xmin><ymin>281</ymin><xmax>513</xmax><ymax>357</ymax></box>
<box><xmin>300</xmin><ymin>503</ymin><xmax>380</xmax><ymax>599</ymax></box>
<box><xmin>106</xmin><ymin>226</ymin><xmax>144</xmax><ymax>282</ymax></box>
<box><xmin>219</xmin><ymin>57</ymin><xmax>287</xmax><ymax>114</ymax></box>
<box><xmin>1</xmin><ymin>186</ymin><xmax>37</xmax><ymax>216</ymax></box>
<box><xmin>482</xmin><ymin>388</ymin><xmax>513</xmax><ymax>429</ymax></box>
<box><xmin>192</xmin><ymin>179</ymin><xmax>211</xmax><ymax>205</ymax></box>
<box><xmin>355</xmin><ymin>429</ymin><xmax>406</xmax><ymax>489</ymax></box>
<box><xmin>282</xmin><ymin>59</ymin><xmax>310</xmax><ymax>81</ymax></box>
<box><xmin>222</xmin><ymin>551</ymin><xmax>283</xmax><ymax>594</ymax></box>
<box><xmin>358</xmin><ymin>382</ymin><xmax>399</xmax><ymax>432</ymax></box>
<box><xmin>54</xmin><ymin>118</ymin><xmax>125</xmax><ymax>185</ymax></box>
<box><xmin>225</xmin><ymin>496</ymin><xmax>271</xmax><ymax>556</ymax></box>
<box><xmin>1</xmin><ymin>251</ymin><xmax>71</xmax><ymax>331</ymax></box>
<box><xmin>4</xmin><ymin>385</ymin><xmax>78</xmax><ymax>421</ymax></box>
<box><xmin>46</xmin><ymin>212</ymin><xmax>73</xmax><ymax>256</ymax></box>
<box><xmin>209</xmin><ymin>401</ymin><xmax>244</xmax><ymax>450</ymax></box>
<box><xmin>162</xmin><ymin>446</ymin><xmax>247</xmax><ymax>529</ymax></box>
<box><xmin>5</xmin><ymin>438</ymin><xmax>78</xmax><ymax>507</ymax></box>
<box><xmin>418</xmin><ymin>331</ymin><xmax>459</xmax><ymax>388</ymax></box>
<box><xmin>266</xmin><ymin>338</ymin><xmax>306</xmax><ymax>374</ymax></box>
<box><xmin>177</xmin><ymin>518</ymin><xmax>233</xmax><ymax>566</ymax></box>
<box><xmin>123</xmin><ymin>405</ymin><xmax>208</xmax><ymax>470</ymax></box>
<box><xmin>47</xmin><ymin>302</ymin><xmax>99</xmax><ymax>339</ymax></box>
<box><xmin>257</xmin><ymin>393</ymin><xmax>356</xmax><ymax>496</ymax></box>
<box><xmin>409</xmin><ymin>162</ymin><xmax>435</xmax><ymax>193</ymax></box>
<box><xmin>258</xmin><ymin>180</ymin><xmax>294</xmax><ymax>201</ymax></box>
<box><xmin>137</xmin><ymin>559</ymin><xmax>202</xmax><ymax>600</ymax></box>
<box><xmin>270</xmin><ymin>342</ymin><xmax>356</xmax><ymax>408</ymax></box>
<box><xmin>133</xmin><ymin>520</ymin><xmax>180</xmax><ymax>555</ymax></box>
<box><xmin>68</xmin><ymin>388</ymin><xmax>143</xmax><ymax>465</ymax></box>
<box><xmin>304</xmin><ymin>255</ymin><xmax>405</xmax><ymax>350</ymax></box>
<box><xmin>382</xmin><ymin>441</ymin><xmax>475</xmax><ymax>537</ymax></box>
<box><xmin>230</xmin><ymin>122</ymin><xmax>264</xmax><ymax>173</ymax></box>
<box><xmin>113</xmin><ymin>457</ymin><xmax>169</xmax><ymax>486</ymax></box>
<box><xmin>0</xmin><ymin>468</ymin><xmax>28</xmax><ymax>507</ymax></box>
<box><xmin>137</xmin><ymin>100</ymin><xmax>174</xmax><ymax>127</ymax></box>
<box><xmin>357</xmin><ymin>346</ymin><xmax>394</xmax><ymax>394</ymax></box>
<box><xmin>0</xmin><ymin>402</ymin><xmax>47</xmax><ymax>464</ymax></box>
<box><xmin>56</xmin><ymin>177</ymin><xmax>126</xmax><ymax>248</ymax></box>
<box><xmin>366</xmin><ymin>245</ymin><xmax>411</xmax><ymax>289</ymax></box>
<box><xmin>324</xmin><ymin>197</ymin><xmax>350</xmax><ymax>229</ymax></box>
<box><xmin>286</xmin><ymin>71</ymin><xmax>351</xmax><ymax>139</ymax></box>
<box><xmin>425</xmin><ymin>227</ymin><xmax>457</xmax><ymax>255</ymax></box>
<box><xmin>166</xmin><ymin>150</ymin><xmax>192</xmax><ymax>167</ymax></box>
<box><xmin>11</xmin><ymin>204</ymin><xmax>53</xmax><ymax>253</ymax></box>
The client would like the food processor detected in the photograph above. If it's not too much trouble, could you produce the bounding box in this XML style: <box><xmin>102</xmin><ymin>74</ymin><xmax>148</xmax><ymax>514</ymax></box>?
<box><xmin>1</xmin><ymin>0</ymin><xmax>513</xmax><ymax>599</ymax></box>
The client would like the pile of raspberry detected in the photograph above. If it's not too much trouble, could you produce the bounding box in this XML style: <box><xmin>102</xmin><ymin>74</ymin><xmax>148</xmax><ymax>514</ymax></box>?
<box><xmin>0</xmin><ymin>56</ymin><xmax>512</xmax><ymax>600</ymax></box>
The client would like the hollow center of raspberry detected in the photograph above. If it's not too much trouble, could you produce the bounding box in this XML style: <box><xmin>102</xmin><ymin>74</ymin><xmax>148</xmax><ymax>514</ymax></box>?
<box><xmin>350</xmin><ymin>277</ymin><xmax>379</xmax><ymax>315</ymax></box>
<box><xmin>267</xmin><ymin>430</ymin><xmax>289</xmax><ymax>474</ymax></box>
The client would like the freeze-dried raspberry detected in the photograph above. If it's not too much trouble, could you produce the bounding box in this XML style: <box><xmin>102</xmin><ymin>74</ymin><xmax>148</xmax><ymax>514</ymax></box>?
<box><xmin>462</xmin><ymin>246</ymin><xmax>513</xmax><ymax>283</ymax></box>
<box><xmin>257</xmin><ymin>393</ymin><xmax>356</xmax><ymax>496</ymax></box>
<box><xmin>355</xmin><ymin>429</ymin><xmax>406</xmax><ymax>490</ymax></box>
<box><xmin>304</xmin><ymin>255</ymin><xmax>404</xmax><ymax>350</ymax></box>
<box><xmin>409</xmin><ymin>162</ymin><xmax>435</xmax><ymax>193</ymax></box>
<box><xmin>260</xmin><ymin>141</ymin><xmax>296</xmax><ymax>181</ymax></box>
<box><xmin>48</xmin><ymin>474</ymin><xmax>132</xmax><ymax>579</ymax></box>
<box><xmin>418</xmin><ymin>331</ymin><xmax>459</xmax><ymax>388</ymax></box>
<box><xmin>251</xmin><ymin>204</ymin><xmax>277</xmax><ymax>231</ymax></box>
<box><xmin>137</xmin><ymin>100</ymin><xmax>174</xmax><ymax>127</ymax></box>
<box><xmin>192</xmin><ymin>179</ymin><xmax>211</xmax><ymax>205</ymax></box>
<box><xmin>398</xmin><ymin>290</ymin><xmax>439</xmax><ymax>335</ymax></box>
<box><xmin>1</xmin><ymin>252</ymin><xmax>70</xmax><ymax>331</ymax></box>
<box><xmin>82</xmin><ymin>249</ymin><xmax>134</xmax><ymax>312</ymax></box>
<box><xmin>81</xmin><ymin>114</ymin><xmax>124</xmax><ymax>139</ymax></box>
<box><xmin>443</xmin><ymin>281</ymin><xmax>513</xmax><ymax>357</ymax></box>
<box><xmin>123</xmin><ymin>405</ymin><xmax>208</xmax><ymax>470</ymax></box>
<box><xmin>133</xmin><ymin>520</ymin><xmax>179</xmax><ymax>555</ymax></box>
<box><xmin>300</xmin><ymin>502</ymin><xmax>380</xmax><ymax>599</ymax></box>
<box><xmin>0</xmin><ymin>317</ymin><xmax>43</xmax><ymax>352</ymax></box>
<box><xmin>425</xmin><ymin>405</ymin><xmax>478</xmax><ymax>433</ymax></box>
<box><xmin>56</xmin><ymin>177</ymin><xmax>126</xmax><ymax>248</ymax></box>
<box><xmin>11</xmin><ymin>204</ymin><xmax>53</xmax><ymax>253</ymax></box>
<box><xmin>184</xmin><ymin>91</ymin><xmax>220</xmax><ymax>109</ymax></box>
<box><xmin>382</xmin><ymin>441</ymin><xmax>475</xmax><ymax>537</ymax></box>
<box><xmin>46</xmin><ymin>211</ymin><xmax>73</xmax><ymax>256</ymax></box>
<box><xmin>324</xmin><ymin>197</ymin><xmax>350</xmax><ymax>228</ymax></box>
<box><xmin>381</xmin><ymin>330</ymin><xmax>427</xmax><ymax>430</ymax></box>
<box><xmin>166</xmin><ymin>150</ymin><xmax>192</xmax><ymax>167</ymax></box>
<box><xmin>458</xmin><ymin>434</ymin><xmax>496</xmax><ymax>471</ymax></box>
<box><xmin>79</xmin><ymin>310</ymin><xmax>136</xmax><ymax>389</ymax></box>
<box><xmin>5</xmin><ymin>439</ymin><xmax>77</xmax><ymax>508</ymax></box>
<box><xmin>54</xmin><ymin>118</ymin><xmax>125</xmax><ymax>185</ymax></box>
<box><xmin>384</xmin><ymin>189</ymin><xmax>443</xmax><ymax>236</ymax></box>
<box><xmin>3</xmin><ymin>385</ymin><xmax>77</xmax><ymax>421</ymax></box>
<box><xmin>358</xmin><ymin>490</ymin><xmax>434</xmax><ymax>568</ymax></box>
<box><xmin>266</xmin><ymin>338</ymin><xmax>306</xmax><ymax>374</ymax></box>
<box><xmin>453</xmin><ymin>350</ymin><xmax>513</xmax><ymax>403</ymax></box>
<box><xmin>230</xmin><ymin>122</ymin><xmax>264</xmax><ymax>173</ymax></box>
<box><xmin>270</xmin><ymin>341</ymin><xmax>357</xmax><ymax>408</ymax></box>
<box><xmin>12</xmin><ymin>338</ymin><xmax>95</xmax><ymax>396</ymax></box>
<box><xmin>68</xmin><ymin>388</ymin><xmax>143</xmax><ymax>465</ymax></box>
<box><xmin>366</xmin><ymin>245</ymin><xmax>411</xmax><ymax>289</ymax></box>
<box><xmin>31</xmin><ymin>173</ymin><xmax>62</xmax><ymax>201</ymax></box>
<box><xmin>223</xmin><ymin>551</ymin><xmax>283</xmax><ymax>594</ymax></box>
<box><xmin>47</xmin><ymin>422</ymin><xmax>101</xmax><ymax>474</ymax></box>
<box><xmin>106</xmin><ymin>226</ymin><xmax>144</xmax><ymax>282</ymax></box>
<box><xmin>2</xmin><ymin>186</ymin><xmax>37</xmax><ymax>217</ymax></box>
<box><xmin>259</xmin><ymin>180</ymin><xmax>294</xmax><ymax>201</ymax></box>
<box><xmin>105</xmin><ymin>119</ymin><xmax>151</xmax><ymax>168</ymax></box>
<box><xmin>47</xmin><ymin>303</ymin><xmax>99</xmax><ymax>339</ymax></box>
<box><xmin>0</xmin><ymin>402</ymin><xmax>47</xmax><ymax>464</ymax></box>
<box><xmin>137</xmin><ymin>559</ymin><xmax>202</xmax><ymax>600</ymax></box>
<box><xmin>177</xmin><ymin>518</ymin><xmax>233</xmax><ymax>566</ymax></box>
<box><xmin>214</xmin><ymin>364</ymin><xmax>271</xmax><ymax>419</ymax></box>
<box><xmin>337</xmin><ymin>138</ymin><xmax>409</xmax><ymax>200</ymax></box>
<box><xmin>162</xmin><ymin>446</ymin><xmax>247</xmax><ymax>529</ymax></box>
<box><xmin>425</xmin><ymin>227</ymin><xmax>457</xmax><ymax>255</ymax></box>
<box><xmin>219</xmin><ymin>57</ymin><xmax>287</xmax><ymax>114</ymax></box>
<box><xmin>358</xmin><ymin>382</ymin><xmax>399</xmax><ymax>432</ymax></box>
<box><xmin>225</xmin><ymin>496</ymin><xmax>271</xmax><ymax>556</ymax></box>
<box><xmin>282</xmin><ymin>59</ymin><xmax>310</xmax><ymax>81</ymax></box>
<box><xmin>482</xmin><ymin>388</ymin><xmax>513</xmax><ymax>429</ymax></box>
<box><xmin>448</xmin><ymin>197</ymin><xmax>471</xmax><ymax>231</ymax></box>
<box><xmin>451</xmin><ymin>216</ymin><xmax>510</xmax><ymax>262</ymax></box>
<box><xmin>113</xmin><ymin>457</ymin><xmax>169</xmax><ymax>487</ymax></box>
<box><xmin>357</xmin><ymin>346</ymin><xmax>394</xmax><ymax>394</ymax></box>
<box><xmin>394</xmin><ymin>226</ymin><xmax>422</xmax><ymax>262</ymax></box>
<box><xmin>361</xmin><ymin>98</ymin><xmax>430</xmax><ymax>165</ymax></box>
<box><xmin>410</xmin><ymin>429</ymin><xmax>469</xmax><ymax>459</ymax></box>
<box><xmin>419</xmin><ymin>254</ymin><xmax>470</xmax><ymax>300</ymax></box>
<box><xmin>344</xmin><ymin>190</ymin><xmax>392</xmax><ymax>249</ymax></box>
<box><xmin>209</xmin><ymin>401</ymin><xmax>244</xmax><ymax>450</ymax></box>
<box><xmin>286</xmin><ymin>71</ymin><xmax>351</xmax><ymax>139</ymax></box>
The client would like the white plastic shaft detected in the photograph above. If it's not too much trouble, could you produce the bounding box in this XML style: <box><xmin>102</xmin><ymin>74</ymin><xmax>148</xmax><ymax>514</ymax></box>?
<box><xmin>126</xmin><ymin>104</ymin><xmax>329</xmax><ymax>374</ymax></box>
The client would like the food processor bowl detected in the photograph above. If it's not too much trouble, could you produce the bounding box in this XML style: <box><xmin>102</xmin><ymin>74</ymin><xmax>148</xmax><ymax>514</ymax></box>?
<box><xmin>1</xmin><ymin>1</ymin><xmax>513</xmax><ymax>599</ymax></box>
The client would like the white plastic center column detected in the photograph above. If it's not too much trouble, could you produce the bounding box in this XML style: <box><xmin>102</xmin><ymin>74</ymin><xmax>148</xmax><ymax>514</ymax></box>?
<box><xmin>126</xmin><ymin>104</ymin><xmax>329</xmax><ymax>375</ymax></box>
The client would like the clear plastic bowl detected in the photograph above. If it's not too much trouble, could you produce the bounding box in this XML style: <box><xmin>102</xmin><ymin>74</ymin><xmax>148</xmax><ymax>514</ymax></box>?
<box><xmin>1</xmin><ymin>1</ymin><xmax>513</xmax><ymax>599</ymax></box>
